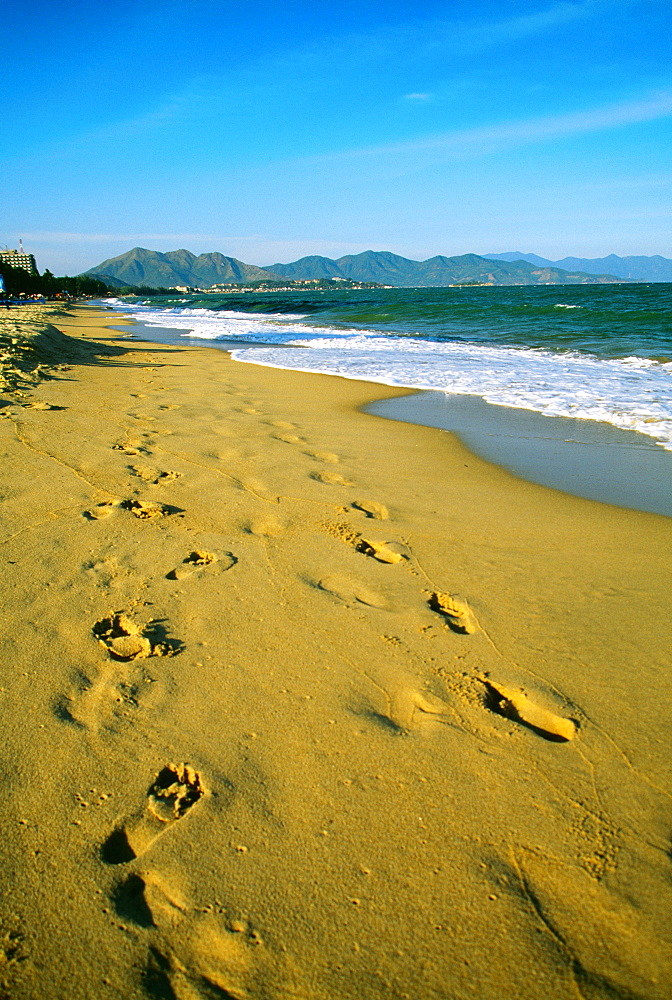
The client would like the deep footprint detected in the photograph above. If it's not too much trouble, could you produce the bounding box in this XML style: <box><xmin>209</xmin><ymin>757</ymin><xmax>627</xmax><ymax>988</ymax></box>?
<box><xmin>324</xmin><ymin>521</ymin><xmax>405</xmax><ymax>563</ymax></box>
<box><xmin>356</xmin><ymin>538</ymin><xmax>405</xmax><ymax>564</ymax></box>
<box><xmin>122</xmin><ymin>499</ymin><xmax>181</xmax><ymax>519</ymax></box>
<box><xmin>352</xmin><ymin>500</ymin><xmax>389</xmax><ymax>520</ymax></box>
<box><xmin>167</xmin><ymin>549</ymin><xmax>236</xmax><ymax>580</ymax></box>
<box><xmin>429</xmin><ymin>591</ymin><xmax>477</xmax><ymax>634</ymax></box>
<box><xmin>483</xmin><ymin>680</ymin><xmax>578</xmax><ymax>742</ymax></box>
<box><xmin>102</xmin><ymin>763</ymin><xmax>206</xmax><ymax>863</ymax></box>
<box><xmin>93</xmin><ymin>612</ymin><xmax>182</xmax><ymax>660</ymax></box>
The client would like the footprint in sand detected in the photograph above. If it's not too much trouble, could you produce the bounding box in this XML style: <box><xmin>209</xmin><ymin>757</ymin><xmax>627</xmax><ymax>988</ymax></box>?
<box><xmin>482</xmin><ymin>679</ymin><xmax>578</xmax><ymax>742</ymax></box>
<box><xmin>24</xmin><ymin>401</ymin><xmax>65</xmax><ymax>411</ymax></box>
<box><xmin>114</xmin><ymin>872</ymin><xmax>272</xmax><ymax>998</ymax></box>
<box><xmin>372</xmin><ymin>685</ymin><xmax>447</xmax><ymax>734</ymax></box>
<box><xmin>269</xmin><ymin>419</ymin><xmax>296</xmax><ymax>430</ymax></box>
<box><xmin>167</xmin><ymin>549</ymin><xmax>236</xmax><ymax>580</ymax></box>
<box><xmin>93</xmin><ymin>612</ymin><xmax>182</xmax><ymax>660</ymax></box>
<box><xmin>325</xmin><ymin>521</ymin><xmax>406</xmax><ymax>563</ymax></box>
<box><xmin>352</xmin><ymin>500</ymin><xmax>389</xmax><ymax>520</ymax></box>
<box><xmin>84</xmin><ymin>499</ymin><xmax>118</xmax><ymax>520</ymax></box>
<box><xmin>129</xmin><ymin>465</ymin><xmax>182</xmax><ymax>485</ymax></box>
<box><xmin>317</xmin><ymin>574</ymin><xmax>388</xmax><ymax>609</ymax></box>
<box><xmin>122</xmin><ymin>499</ymin><xmax>179</xmax><ymax>519</ymax></box>
<box><xmin>246</xmin><ymin>518</ymin><xmax>283</xmax><ymax>537</ymax></box>
<box><xmin>355</xmin><ymin>538</ymin><xmax>406</xmax><ymax>564</ymax></box>
<box><xmin>56</xmin><ymin>658</ymin><xmax>159</xmax><ymax>732</ymax></box>
<box><xmin>273</xmin><ymin>432</ymin><xmax>304</xmax><ymax>444</ymax></box>
<box><xmin>305</xmin><ymin>449</ymin><xmax>340</xmax><ymax>464</ymax></box>
<box><xmin>310</xmin><ymin>471</ymin><xmax>353</xmax><ymax>486</ymax></box>
<box><xmin>158</xmin><ymin>404</ymin><xmax>181</xmax><ymax>410</ymax></box>
<box><xmin>102</xmin><ymin>763</ymin><xmax>206</xmax><ymax>863</ymax></box>
<box><xmin>83</xmin><ymin>555</ymin><xmax>120</xmax><ymax>588</ymax></box>
<box><xmin>113</xmin><ymin>440</ymin><xmax>148</xmax><ymax>457</ymax></box>
<box><xmin>428</xmin><ymin>591</ymin><xmax>478</xmax><ymax>634</ymax></box>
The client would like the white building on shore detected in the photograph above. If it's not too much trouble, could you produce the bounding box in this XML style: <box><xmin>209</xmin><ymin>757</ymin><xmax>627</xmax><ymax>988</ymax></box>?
<box><xmin>0</xmin><ymin>244</ymin><xmax>37</xmax><ymax>274</ymax></box>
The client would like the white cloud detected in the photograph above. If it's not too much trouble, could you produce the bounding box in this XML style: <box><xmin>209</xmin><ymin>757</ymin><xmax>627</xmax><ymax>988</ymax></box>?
<box><xmin>452</xmin><ymin>1</ymin><xmax>601</xmax><ymax>53</ymax></box>
<box><xmin>403</xmin><ymin>93</ymin><xmax>433</xmax><ymax>102</ymax></box>
<box><xmin>317</xmin><ymin>92</ymin><xmax>672</xmax><ymax>165</ymax></box>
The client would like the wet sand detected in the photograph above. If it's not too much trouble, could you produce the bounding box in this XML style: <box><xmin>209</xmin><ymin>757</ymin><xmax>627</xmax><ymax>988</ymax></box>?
<box><xmin>367</xmin><ymin>391</ymin><xmax>672</xmax><ymax>518</ymax></box>
<box><xmin>1</xmin><ymin>302</ymin><xmax>671</xmax><ymax>1000</ymax></box>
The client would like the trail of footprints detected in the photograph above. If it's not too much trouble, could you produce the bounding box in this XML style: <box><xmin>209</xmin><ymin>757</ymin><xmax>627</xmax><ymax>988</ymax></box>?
<box><xmin>101</xmin><ymin>766</ymin><xmax>267</xmax><ymax>994</ymax></box>
<box><xmin>112</xmin><ymin>395</ymin><xmax>580</xmax><ymax>750</ymax></box>
<box><xmin>320</xmin><ymin>504</ymin><xmax>579</xmax><ymax>744</ymax></box>
<box><xmin>99</xmin><ymin>406</ymin><xmax>577</xmax><ymax>757</ymax></box>
<box><xmin>77</xmin><ymin>399</ymin><xmax>271</xmax><ymax>995</ymax></box>
<box><xmin>73</xmin><ymin>396</ymin><xmax>270</xmax><ymax>997</ymax></box>
<box><xmin>68</xmin><ymin>381</ymin><xmax>582</xmax><ymax>996</ymax></box>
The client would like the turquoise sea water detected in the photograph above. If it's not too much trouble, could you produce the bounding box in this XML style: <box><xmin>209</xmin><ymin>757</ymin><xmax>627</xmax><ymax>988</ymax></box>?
<box><xmin>108</xmin><ymin>283</ymin><xmax>672</xmax><ymax>451</ymax></box>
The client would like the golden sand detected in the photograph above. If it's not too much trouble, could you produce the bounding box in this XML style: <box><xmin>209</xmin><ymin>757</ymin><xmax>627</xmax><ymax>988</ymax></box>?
<box><xmin>0</xmin><ymin>303</ymin><xmax>671</xmax><ymax>999</ymax></box>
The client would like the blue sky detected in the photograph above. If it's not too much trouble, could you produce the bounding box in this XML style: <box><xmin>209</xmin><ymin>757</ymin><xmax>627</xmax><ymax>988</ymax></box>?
<box><xmin>3</xmin><ymin>0</ymin><xmax>671</xmax><ymax>274</ymax></box>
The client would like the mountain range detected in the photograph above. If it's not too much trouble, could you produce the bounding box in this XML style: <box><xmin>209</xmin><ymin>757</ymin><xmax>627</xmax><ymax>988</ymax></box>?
<box><xmin>85</xmin><ymin>247</ymin><xmax>274</xmax><ymax>289</ymax></box>
<box><xmin>484</xmin><ymin>252</ymin><xmax>672</xmax><ymax>282</ymax></box>
<box><xmin>263</xmin><ymin>251</ymin><xmax>621</xmax><ymax>286</ymax></box>
<box><xmin>84</xmin><ymin>247</ymin><xmax>671</xmax><ymax>289</ymax></box>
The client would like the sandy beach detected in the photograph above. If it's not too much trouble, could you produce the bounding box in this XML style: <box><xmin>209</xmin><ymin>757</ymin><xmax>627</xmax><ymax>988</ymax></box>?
<box><xmin>1</xmin><ymin>302</ymin><xmax>671</xmax><ymax>1000</ymax></box>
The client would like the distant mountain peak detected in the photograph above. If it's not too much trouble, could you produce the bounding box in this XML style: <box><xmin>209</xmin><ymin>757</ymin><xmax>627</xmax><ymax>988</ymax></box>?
<box><xmin>484</xmin><ymin>252</ymin><xmax>671</xmax><ymax>281</ymax></box>
<box><xmin>265</xmin><ymin>251</ymin><xmax>625</xmax><ymax>287</ymax></box>
<box><xmin>84</xmin><ymin>247</ymin><xmax>278</xmax><ymax>288</ymax></box>
<box><xmin>83</xmin><ymin>246</ymin><xmax>642</xmax><ymax>289</ymax></box>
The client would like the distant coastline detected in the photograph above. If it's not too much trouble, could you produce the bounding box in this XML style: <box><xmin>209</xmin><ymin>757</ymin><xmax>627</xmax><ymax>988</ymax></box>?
<box><xmin>82</xmin><ymin>246</ymin><xmax>669</xmax><ymax>292</ymax></box>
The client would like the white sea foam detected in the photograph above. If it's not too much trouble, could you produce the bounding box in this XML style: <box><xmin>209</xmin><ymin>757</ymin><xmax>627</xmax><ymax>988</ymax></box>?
<box><xmin>109</xmin><ymin>303</ymin><xmax>313</xmax><ymax>341</ymax></box>
<box><xmin>106</xmin><ymin>300</ymin><xmax>672</xmax><ymax>450</ymax></box>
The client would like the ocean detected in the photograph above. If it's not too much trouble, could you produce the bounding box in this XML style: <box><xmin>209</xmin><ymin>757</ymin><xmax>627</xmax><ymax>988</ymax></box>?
<box><xmin>107</xmin><ymin>283</ymin><xmax>672</xmax><ymax>449</ymax></box>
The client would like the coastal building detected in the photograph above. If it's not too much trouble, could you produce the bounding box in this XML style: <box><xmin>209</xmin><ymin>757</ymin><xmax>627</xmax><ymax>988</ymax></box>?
<box><xmin>0</xmin><ymin>245</ymin><xmax>37</xmax><ymax>274</ymax></box>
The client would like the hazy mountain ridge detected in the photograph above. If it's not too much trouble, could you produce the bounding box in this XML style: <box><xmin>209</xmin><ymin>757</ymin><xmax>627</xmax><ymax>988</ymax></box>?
<box><xmin>85</xmin><ymin>247</ymin><xmax>626</xmax><ymax>288</ymax></box>
<box><xmin>484</xmin><ymin>252</ymin><xmax>672</xmax><ymax>282</ymax></box>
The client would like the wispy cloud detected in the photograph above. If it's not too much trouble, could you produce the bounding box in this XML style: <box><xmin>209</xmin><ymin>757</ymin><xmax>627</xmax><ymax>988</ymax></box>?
<box><xmin>450</xmin><ymin>1</ymin><xmax>601</xmax><ymax>53</ymax></box>
<box><xmin>317</xmin><ymin>92</ymin><xmax>672</xmax><ymax>165</ymax></box>
<box><xmin>3</xmin><ymin>3</ymin><xmax>611</xmax><ymax>173</ymax></box>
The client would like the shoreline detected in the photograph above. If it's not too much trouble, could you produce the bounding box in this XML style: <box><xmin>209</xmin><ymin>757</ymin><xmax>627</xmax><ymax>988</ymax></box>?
<box><xmin>1</xmin><ymin>302</ymin><xmax>671</xmax><ymax>999</ymax></box>
<box><xmin>367</xmin><ymin>392</ymin><xmax>672</xmax><ymax>518</ymax></box>
<box><xmin>109</xmin><ymin>311</ymin><xmax>672</xmax><ymax>518</ymax></box>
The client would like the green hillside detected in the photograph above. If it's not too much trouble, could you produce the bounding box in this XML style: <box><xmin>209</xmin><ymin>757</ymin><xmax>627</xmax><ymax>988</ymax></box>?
<box><xmin>84</xmin><ymin>248</ymin><xmax>277</xmax><ymax>288</ymax></box>
<box><xmin>265</xmin><ymin>251</ymin><xmax>623</xmax><ymax>286</ymax></box>
<box><xmin>84</xmin><ymin>247</ymin><xmax>626</xmax><ymax>289</ymax></box>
